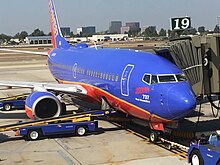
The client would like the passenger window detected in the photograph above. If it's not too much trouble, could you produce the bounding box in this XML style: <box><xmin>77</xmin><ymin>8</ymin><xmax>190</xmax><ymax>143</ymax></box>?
<box><xmin>112</xmin><ymin>75</ymin><xmax>114</xmax><ymax>81</ymax></box>
<box><xmin>116</xmin><ymin>75</ymin><xmax>119</xmax><ymax>82</ymax></box>
<box><xmin>143</xmin><ymin>74</ymin><xmax>151</xmax><ymax>84</ymax></box>
<box><xmin>109</xmin><ymin>74</ymin><xmax>111</xmax><ymax>81</ymax></box>
<box><xmin>151</xmin><ymin>75</ymin><xmax>158</xmax><ymax>84</ymax></box>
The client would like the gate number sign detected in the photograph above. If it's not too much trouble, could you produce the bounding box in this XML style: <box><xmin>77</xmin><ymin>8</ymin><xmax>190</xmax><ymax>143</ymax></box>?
<box><xmin>171</xmin><ymin>17</ymin><xmax>191</xmax><ymax>30</ymax></box>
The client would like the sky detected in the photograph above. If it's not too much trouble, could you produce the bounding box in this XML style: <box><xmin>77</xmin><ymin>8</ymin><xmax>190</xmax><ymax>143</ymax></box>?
<box><xmin>0</xmin><ymin>0</ymin><xmax>220</xmax><ymax>35</ymax></box>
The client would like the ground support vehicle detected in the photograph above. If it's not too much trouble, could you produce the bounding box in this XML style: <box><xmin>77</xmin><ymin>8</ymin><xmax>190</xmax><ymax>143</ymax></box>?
<box><xmin>0</xmin><ymin>110</ymin><xmax>114</xmax><ymax>140</ymax></box>
<box><xmin>0</xmin><ymin>93</ymin><xmax>28</xmax><ymax>111</ymax></box>
<box><xmin>19</xmin><ymin>120</ymin><xmax>98</xmax><ymax>140</ymax></box>
<box><xmin>188</xmin><ymin>134</ymin><xmax>220</xmax><ymax>165</ymax></box>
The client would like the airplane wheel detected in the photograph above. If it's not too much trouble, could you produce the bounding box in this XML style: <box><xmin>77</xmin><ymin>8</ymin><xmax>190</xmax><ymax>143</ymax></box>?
<box><xmin>76</xmin><ymin>126</ymin><xmax>86</xmax><ymax>136</ymax></box>
<box><xmin>167</xmin><ymin>143</ymin><xmax>172</xmax><ymax>150</ymax></box>
<box><xmin>190</xmin><ymin>149</ymin><xmax>204</xmax><ymax>165</ymax></box>
<box><xmin>149</xmin><ymin>131</ymin><xmax>158</xmax><ymax>143</ymax></box>
<box><xmin>27</xmin><ymin>130</ymin><xmax>41</xmax><ymax>141</ymax></box>
<box><xmin>3</xmin><ymin>104</ymin><xmax>11</xmax><ymax>111</ymax></box>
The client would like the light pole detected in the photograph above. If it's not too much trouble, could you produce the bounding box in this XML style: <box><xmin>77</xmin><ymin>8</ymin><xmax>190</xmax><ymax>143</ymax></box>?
<box><xmin>217</xmin><ymin>16</ymin><xmax>220</xmax><ymax>33</ymax></box>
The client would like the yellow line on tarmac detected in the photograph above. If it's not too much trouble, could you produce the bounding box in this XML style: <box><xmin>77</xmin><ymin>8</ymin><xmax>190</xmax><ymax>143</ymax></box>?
<box><xmin>179</xmin><ymin>157</ymin><xmax>188</xmax><ymax>161</ymax></box>
<box><xmin>112</xmin><ymin>122</ymin><xmax>149</xmax><ymax>140</ymax></box>
<box><xmin>111</xmin><ymin>121</ymin><xmax>189</xmax><ymax>161</ymax></box>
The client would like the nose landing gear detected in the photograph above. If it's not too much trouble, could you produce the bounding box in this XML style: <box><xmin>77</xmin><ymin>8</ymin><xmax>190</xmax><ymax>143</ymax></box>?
<box><xmin>149</xmin><ymin>131</ymin><xmax>159</xmax><ymax>143</ymax></box>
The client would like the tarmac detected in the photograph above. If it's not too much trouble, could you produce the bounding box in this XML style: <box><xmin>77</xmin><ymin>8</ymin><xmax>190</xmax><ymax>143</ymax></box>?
<box><xmin>0</xmin><ymin>45</ymin><xmax>217</xmax><ymax>165</ymax></box>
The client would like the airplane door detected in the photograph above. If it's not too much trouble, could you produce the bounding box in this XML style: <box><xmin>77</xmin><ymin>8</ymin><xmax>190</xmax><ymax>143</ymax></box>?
<box><xmin>121</xmin><ymin>64</ymin><xmax>134</xmax><ymax>96</ymax></box>
<box><xmin>72</xmin><ymin>63</ymin><xmax>77</xmax><ymax>78</ymax></box>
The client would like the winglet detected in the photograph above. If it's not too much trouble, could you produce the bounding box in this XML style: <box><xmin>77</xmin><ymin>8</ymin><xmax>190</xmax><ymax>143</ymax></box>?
<box><xmin>49</xmin><ymin>0</ymin><xmax>70</xmax><ymax>49</ymax></box>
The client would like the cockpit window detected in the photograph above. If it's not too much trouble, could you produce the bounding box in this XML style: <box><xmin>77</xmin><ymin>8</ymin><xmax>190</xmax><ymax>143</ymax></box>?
<box><xmin>151</xmin><ymin>75</ymin><xmax>158</xmax><ymax>84</ymax></box>
<box><xmin>143</xmin><ymin>74</ymin><xmax>151</xmax><ymax>84</ymax></box>
<box><xmin>143</xmin><ymin>73</ymin><xmax>187</xmax><ymax>85</ymax></box>
<box><xmin>176</xmin><ymin>74</ymin><xmax>187</xmax><ymax>81</ymax></box>
<box><xmin>158</xmin><ymin>75</ymin><xmax>176</xmax><ymax>82</ymax></box>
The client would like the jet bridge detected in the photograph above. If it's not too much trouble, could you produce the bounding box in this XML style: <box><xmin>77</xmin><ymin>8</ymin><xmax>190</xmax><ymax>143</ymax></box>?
<box><xmin>155</xmin><ymin>35</ymin><xmax>220</xmax><ymax>97</ymax></box>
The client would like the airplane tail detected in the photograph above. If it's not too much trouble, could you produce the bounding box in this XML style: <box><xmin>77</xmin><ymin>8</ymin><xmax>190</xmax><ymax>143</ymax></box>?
<box><xmin>49</xmin><ymin>0</ymin><xmax>70</xmax><ymax>49</ymax></box>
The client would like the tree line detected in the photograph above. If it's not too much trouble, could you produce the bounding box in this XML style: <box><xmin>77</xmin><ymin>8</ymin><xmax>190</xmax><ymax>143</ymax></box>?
<box><xmin>0</xmin><ymin>29</ymin><xmax>50</xmax><ymax>42</ymax></box>
<box><xmin>142</xmin><ymin>25</ymin><xmax>220</xmax><ymax>38</ymax></box>
<box><xmin>0</xmin><ymin>25</ymin><xmax>219</xmax><ymax>42</ymax></box>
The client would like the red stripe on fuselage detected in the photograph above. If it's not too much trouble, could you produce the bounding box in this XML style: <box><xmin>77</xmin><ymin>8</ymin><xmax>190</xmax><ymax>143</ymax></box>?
<box><xmin>50</xmin><ymin>19</ymin><xmax>56</xmax><ymax>48</ymax></box>
<box><xmin>58</xmin><ymin>79</ymin><xmax>172</xmax><ymax>123</ymax></box>
<box><xmin>49</xmin><ymin>0</ymin><xmax>57</xmax><ymax>48</ymax></box>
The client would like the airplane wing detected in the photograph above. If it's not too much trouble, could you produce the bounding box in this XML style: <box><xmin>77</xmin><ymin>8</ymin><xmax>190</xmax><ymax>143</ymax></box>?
<box><xmin>0</xmin><ymin>80</ymin><xmax>87</xmax><ymax>95</ymax></box>
<box><xmin>0</xmin><ymin>48</ymin><xmax>48</xmax><ymax>56</ymax></box>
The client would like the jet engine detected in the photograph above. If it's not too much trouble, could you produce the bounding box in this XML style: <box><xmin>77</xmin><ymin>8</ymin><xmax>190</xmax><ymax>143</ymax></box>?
<box><xmin>25</xmin><ymin>91</ymin><xmax>62</xmax><ymax>119</ymax></box>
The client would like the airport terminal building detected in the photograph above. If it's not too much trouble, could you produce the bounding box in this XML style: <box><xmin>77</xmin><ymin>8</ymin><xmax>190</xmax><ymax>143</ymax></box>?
<box><xmin>89</xmin><ymin>34</ymin><xmax>128</xmax><ymax>42</ymax></box>
<box><xmin>25</xmin><ymin>34</ymin><xmax>128</xmax><ymax>45</ymax></box>
<box><xmin>25</xmin><ymin>36</ymin><xmax>52</xmax><ymax>45</ymax></box>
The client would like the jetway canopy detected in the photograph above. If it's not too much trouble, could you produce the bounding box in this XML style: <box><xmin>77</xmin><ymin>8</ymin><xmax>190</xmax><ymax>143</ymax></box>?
<box><xmin>155</xmin><ymin>35</ymin><xmax>220</xmax><ymax>96</ymax></box>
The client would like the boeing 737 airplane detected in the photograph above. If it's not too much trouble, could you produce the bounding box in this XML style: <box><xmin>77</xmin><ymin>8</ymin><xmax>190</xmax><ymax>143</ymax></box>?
<box><xmin>0</xmin><ymin>0</ymin><xmax>196</xmax><ymax>132</ymax></box>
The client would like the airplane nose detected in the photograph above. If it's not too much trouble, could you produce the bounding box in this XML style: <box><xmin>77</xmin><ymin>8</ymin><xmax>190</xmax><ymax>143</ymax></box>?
<box><xmin>166</xmin><ymin>84</ymin><xmax>196</xmax><ymax>120</ymax></box>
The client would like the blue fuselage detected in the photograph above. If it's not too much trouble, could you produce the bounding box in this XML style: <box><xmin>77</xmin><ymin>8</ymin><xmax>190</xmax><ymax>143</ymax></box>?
<box><xmin>47</xmin><ymin>46</ymin><xmax>196</xmax><ymax>123</ymax></box>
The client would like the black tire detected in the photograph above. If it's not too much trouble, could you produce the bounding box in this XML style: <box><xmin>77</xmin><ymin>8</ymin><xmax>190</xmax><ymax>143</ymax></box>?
<box><xmin>27</xmin><ymin>129</ymin><xmax>41</xmax><ymax>141</ymax></box>
<box><xmin>190</xmin><ymin>149</ymin><xmax>204</xmax><ymax>165</ymax></box>
<box><xmin>216</xmin><ymin>160</ymin><xmax>220</xmax><ymax>165</ymax></box>
<box><xmin>61</xmin><ymin>102</ymin><xmax>67</xmax><ymax>115</ymax></box>
<box><xmin>76</xmin><ymin>126</ymin><xmax>86</xmax><ymax>136</ymax></box>
<box><xmin>149</xmin><ymin>131</ymin><xmax>158</xmax><ymax>143</ymax></box>
<box><xmin>167</xmin><ymin>143</ymin><xmax>172</xmax><ymax>150</ymax></box>
<box><xmin>3</xmin><ymin>104</ymin><xmax>11</xmax><ymax>111</ymax></box>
